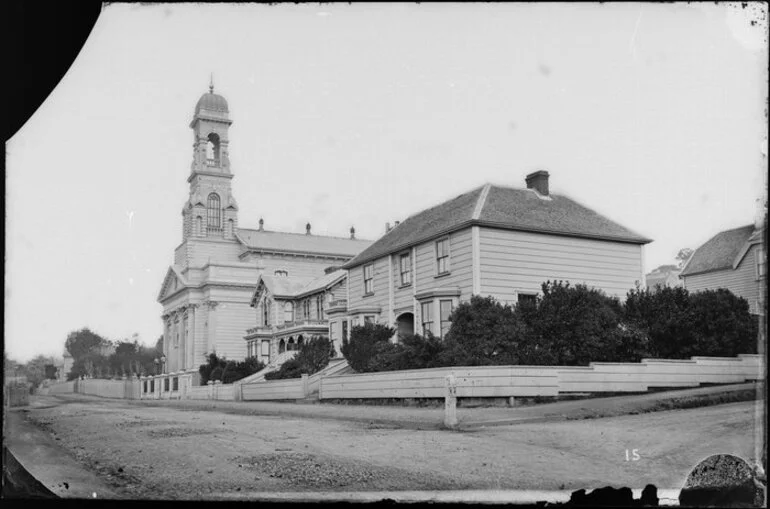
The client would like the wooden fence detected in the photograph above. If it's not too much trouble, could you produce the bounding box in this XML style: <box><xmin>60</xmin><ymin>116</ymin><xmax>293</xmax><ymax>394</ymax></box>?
<box><xmin>317</xmin><ymin>354</ymin><xmax>765</xmax><ymax>401</ymax></box>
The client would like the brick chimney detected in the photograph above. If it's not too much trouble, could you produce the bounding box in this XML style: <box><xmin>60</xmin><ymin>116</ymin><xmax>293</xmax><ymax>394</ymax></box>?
<box><xmin>258</xmin><ymin>218</ymin><xmax>264</xmax><ymax>231</ymax></box>
<box><xmin>350</xmin><ymin>226</ymin><xmax>356</xmax><ymax>239</ymax></box>
<box><xmin>525</xmin><ymin>170</ymin><xmax>550</xmax><ymax>196</ymax></box>
<box><xmin>306</xmin><ymin>222</ymin><xmax>311</xmax><ymax>235</ymax></box>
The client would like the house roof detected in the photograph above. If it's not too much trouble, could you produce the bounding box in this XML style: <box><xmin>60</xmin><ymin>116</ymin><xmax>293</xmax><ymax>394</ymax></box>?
<box><xmin>342</xmin><ymin>183</ymin><xmax>651</xmax><ymax>268</ymax></box>
<box><xmin>236</xmin><ymin>228</ymin><xmax>372</xmax><ymax>258</ymax></box>
<box><xmin>258</xmin><ymin>275</ymin><xmax>315</xmax><ymax>299</ymax></box>
<box><xmin>680</xmin><ymin>224</ymin><xmax>757</xmax><ymax>277</ymax></box>
<box><xmin>251</xmin><ymin>270</ymin><xmax>346</xmax><ymax>304</ymax></box>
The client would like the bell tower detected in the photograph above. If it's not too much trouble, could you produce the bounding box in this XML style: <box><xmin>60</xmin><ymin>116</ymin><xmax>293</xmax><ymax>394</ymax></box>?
<box><xmin>182</xmin><ymin>77</ymin><xmax>239</xmax><ymax>241</ymax></box>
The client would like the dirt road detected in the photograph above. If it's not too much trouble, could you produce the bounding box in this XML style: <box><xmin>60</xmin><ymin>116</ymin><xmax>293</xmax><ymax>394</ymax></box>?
<box><xmin>6</xmin><ymin>394</ymin><xmax>761</xmax><ymax>500</ymax></box>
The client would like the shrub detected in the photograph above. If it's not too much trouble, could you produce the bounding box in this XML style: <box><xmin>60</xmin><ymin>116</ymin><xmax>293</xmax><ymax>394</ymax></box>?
<box><xmin>441</xmin><ymin>295</ymin><xmax>526</xmax><ymax>366</ymax></box>
<box><xmin>392</xmin><ymin>332</ymin><xmax>447</xmax><ymax>370</ymax></box>
<box><xmin>521</xmin><ymin>281</ymin><xmax>625</xmax><ymax>365</ymax></box>
<box><xmin>264</xmin><ymin>336</ymin><xmax>335</xmax><ymax>380</ymax></box>
<box><xmin>624</xmin><ymin>285</ymin><xmax>693</xmax><ymax>358</ymax></box>
<box><xmin>688</xmin><ymin>289</ymin><xmax>757</xmax><ymax>357</ymax></box>
<box><xmin>624</xmin><ymin>286</ymin><xmax>757</xmax><ymax>359</ymax></box>
<box><xmin>342</xmin><ymin>323</ymin><xmax>397</xmax><ymax>373</ymax></box>
<box><xmin>199</xmin><ymin>352</ymin><xmax>265</xmax><ymax>384</ymax></box>
<box><xmin>264</xmin><ymin>358</ymin><xmax>303</xmax><ymax>380</ymax></box>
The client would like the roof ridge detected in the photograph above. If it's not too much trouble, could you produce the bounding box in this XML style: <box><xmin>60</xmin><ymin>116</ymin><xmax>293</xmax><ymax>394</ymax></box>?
<box><xmin>236</xmin><ymin>227</ymin><xmax>368</xmax><ymax>242</ymax></box>
<box><xmin>396</xmin><ymin>185</ymin><xmax>487</xmax><ymax>225</ymax></box>
<box><xmin>472</xmin><ymin>183</ymin><xmax>492</xmax><ymax>220</ymax></box>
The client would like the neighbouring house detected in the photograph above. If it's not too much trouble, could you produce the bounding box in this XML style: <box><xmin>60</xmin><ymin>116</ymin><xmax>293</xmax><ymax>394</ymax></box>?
<box><xmin>680</xmin><ymin>223</ymin><xmax>766</xmax><ymax>315</ymax></box>
<box><xmin>644</xmin><ymin>265</ymin><xmax>682</xmax><ymax>291</ymax></box>
<box><xmin>157</xmin><ymin>83</ymin><xmax>371</xmax><ymax>378</ymax></box>
<box><xmin>341</xmin><ymin>171</ymin><xmax>652</xmax><ymax>338</ymax></box>
<box><xmin>244</xmin><ymin>268</ymin><xmax>348</xmax><ymax>366</ymax></box>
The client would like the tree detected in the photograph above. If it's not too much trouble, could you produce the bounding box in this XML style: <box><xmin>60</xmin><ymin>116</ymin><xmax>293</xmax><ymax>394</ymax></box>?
<box><xmin>624</xmin><ymin>285</ymin><xmax>693</xmax><ymax>359</ymax></box>
<box><xmin>154</xmin><ymin>335</ymin><xmax>164</xmax><ymax>355</ymax></box>
<box><xmin>676</xmin><ymin>248</ymin><xmax>694</xmax><ymax>269</ymax></box>
<box><xmin>65</xmin><ymin>328</ymin><xmax>108</xmax><ymax>360</ymax></box>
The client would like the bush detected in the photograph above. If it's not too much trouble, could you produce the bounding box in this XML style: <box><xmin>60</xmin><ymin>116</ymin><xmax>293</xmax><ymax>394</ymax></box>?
<box><xmin>624</xmin><ymin>285</ymin><xmax>693</xmax><ymax>358</ymax></box>
<box><xmin>342</xmin><ymin>323</ymin><xmax>398</xmax><ymax>373</ymax></box>
<box><xmin>688</xmin><ymin>289</ymin><xmax>757</xmax><ymax>357</ymax></box>
<box><xmin>198</xmin><ymin>352</ymin><xmax>265</xmax><ymax>384</ymax></box>
<box><xmin>520</xmin><ymin>281</ymin><xmax>625</xmax><ymax>365</ymax></box>
<box><xmin>624</xmin><ymin>286</ymin><xmax>757</xmax><ymax>359</ymax></box>
<box><xmin>440</xmin><ymin>295</ymin><xmax>525</xmax><ymax>366</ymax></box>
<box><xmin>264</xmin><ymin>336</ymin><xmax>335</xmax><ymax>380</ymax></box>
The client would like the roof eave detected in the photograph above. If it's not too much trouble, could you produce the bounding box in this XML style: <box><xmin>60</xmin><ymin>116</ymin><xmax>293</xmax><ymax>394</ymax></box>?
<box><xmin>342</xmin><ymin>219</ymin><xmax>651</xmax><ymax>269</ymax></box>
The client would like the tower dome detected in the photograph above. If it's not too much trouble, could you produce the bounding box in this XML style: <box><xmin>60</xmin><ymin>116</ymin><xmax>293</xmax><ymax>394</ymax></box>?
<box><xmin>194</xmin><ymin>90</ymin><xmax>229</xmax><ymax>115</ymax></box>
<box><xmin>194</xmin><ymin>78</ymin><xmax>229</xmax><ymax>115</ymax></box>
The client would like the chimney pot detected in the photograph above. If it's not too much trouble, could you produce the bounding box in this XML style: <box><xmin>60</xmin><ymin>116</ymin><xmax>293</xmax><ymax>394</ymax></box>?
<box><xmin>394</xmin><ymin>221</ymin><xmax>400</xmax><ymax>227</ymax></box>
<box><xmin>525</xmin><ymin>170</ymin><xmax>550</xmax><ymax>196</ymax></box>
<box><xmin>350</xmin><ymin>226</ymin><xmax>356</xmax><ymax>239</ymax></box>
<box><xmin>258</xmin><ymin>218</ymin><xmax>264</xmax><ymax>231</ymax></box>
<box><xmin>306</xmin><ymin>222</ymin><xmax>311</xmax><ymax>235</ymax></box>
<box><xmin>385</xmin><ymin>222</ymin><xmax>391</xmax><ymax>233</ymax></box>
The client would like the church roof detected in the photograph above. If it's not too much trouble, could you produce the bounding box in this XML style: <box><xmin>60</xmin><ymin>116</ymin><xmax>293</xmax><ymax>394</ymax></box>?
<box><xmin>195</xmin><ymin>91</ymin><xmax>229</xmax><ymax>115</ymax></box>
<box><xmin>236</xmin><ymin>228</ymin><xmax>372</xmax><ymax>258</ymax></box>
<box><xmin>342</xmin><ymin>183</ymin><xmax>651</xmax><ymax>268</ymax></box>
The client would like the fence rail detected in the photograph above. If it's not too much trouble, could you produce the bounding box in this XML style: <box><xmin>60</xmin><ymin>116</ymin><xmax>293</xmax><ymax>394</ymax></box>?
<box><xmin>39</xmin><ymin>354</ymin><xmax>764</xmax><ymax>404</ymax></box>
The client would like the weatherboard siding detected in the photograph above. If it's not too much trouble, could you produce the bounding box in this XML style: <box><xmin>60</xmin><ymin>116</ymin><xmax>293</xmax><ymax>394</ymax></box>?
<box><xmin>683</xmin><ymin>245</ymin><xmax>759</xmax><ymax>309</ymax></box>
<box><xmin>478</xmin><ymin>228</ymin><xmax>643</xmax><ymax>302</ymax></box>
<box><xmin>186</xmin><ymin>238</ymin><xmax>244</xmax><ymax>267</ymax></box>
<box><xmin>348</xmin><ymin>257</ymin><xmax>390</xmax><ymax>315</ymax></box>
<box><xmin>414</xmin><ymin>228</ymin><xmax>474</xmax><ymax>301</ymax></box>
<box><xmin>210</xmin><ymin>300</ymin><xmax>253</xmax><ymax>361</ymax></box>
<box><xmin>392</xmin><ymin>252</ymin><xmax>414</xmax><ymax>313</ymax></box>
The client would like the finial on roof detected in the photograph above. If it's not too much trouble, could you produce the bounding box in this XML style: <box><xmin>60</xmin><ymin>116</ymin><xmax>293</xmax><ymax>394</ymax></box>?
<box><xmin>259</xmin><ymin>217</ymin><xmax>264</xmax><ymax>231</ymax></box>
<box><xmin>350</xmin><ymin>226</ymin><xmax>356</xmax><ymax>239</ymax></box>
<box><xmin>306</xmin><ymin>222</ymin><xmax>312</xmax><ymax>235</ymax></box>
<box><xmin>209</xmin><ymin>73</ymin><xmax>214</xmax><ymax>93</ymax></box>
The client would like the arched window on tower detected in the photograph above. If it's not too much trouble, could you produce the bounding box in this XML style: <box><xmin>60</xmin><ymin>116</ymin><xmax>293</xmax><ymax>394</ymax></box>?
<box><xmin>195</xmin><ymin>216</ymin><xmax>203</xmax><ymax>236</ymax></box>
<box><xmin>206</xmin><ymin>133</ymin><xmax>220</xmax><ymax>167</ymax></box>
<box><xmin>207</xmin><ymin>193</ymin><xmax>221</xmax><ymax>230</ymax></box>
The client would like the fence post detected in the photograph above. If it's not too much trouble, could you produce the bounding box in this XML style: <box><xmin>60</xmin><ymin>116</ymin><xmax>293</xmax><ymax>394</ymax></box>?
<box><xmin>208</xmin><ymin>380</ymin><xmax>215</xmax><ymax>400</ymax></box>
<box><xmin>301</xmin><ymin>374</ymin><xmax>309</xmax><ymax>398</ymax></box>
<box><xmin>444</xmin><ymin>373</ymin><xmax>458</xmax><ymax>429</ymax></box>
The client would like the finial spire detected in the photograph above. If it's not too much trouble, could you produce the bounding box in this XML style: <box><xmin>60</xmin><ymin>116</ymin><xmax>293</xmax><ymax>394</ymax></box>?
<box><xmin>209</xmin><ymin>73</ymin><xmax>214</xmax><ymax>93</ymax></box>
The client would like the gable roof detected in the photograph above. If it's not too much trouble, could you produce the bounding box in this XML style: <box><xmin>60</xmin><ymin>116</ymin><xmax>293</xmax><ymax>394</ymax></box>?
<box><xmin>157</xmin><ymin>265</ymin><xmax>188</xmax><ymax>302</ymax></box>
<box><xmin>236</xmin><ymin>228</ymin><xmax>372</xmax><ymax>258</ymax></box>
<box><xmin>342</xmin><ymin>183</ymin><xmax>651</xmax><ymax>268</ymax></box>
<box><xmin>680</xmin><ymin>224</ymin><xmax>757</xmax><ymax>277</ymax></box>
<box><xmin>250</xmin><ymin>270</ymin><xmax>347</xmax><ymax>305</ymax></box>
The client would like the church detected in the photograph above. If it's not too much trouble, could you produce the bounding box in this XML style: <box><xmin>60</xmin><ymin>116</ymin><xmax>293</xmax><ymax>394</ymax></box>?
<box><xmin>157</xmin><ymin>83</ymin><xmax>371</xmax><ymax>378</ymax></box>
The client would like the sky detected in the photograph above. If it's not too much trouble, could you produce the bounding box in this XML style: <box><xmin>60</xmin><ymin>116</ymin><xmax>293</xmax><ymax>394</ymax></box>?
<box><xmin>5</xmin><ymin>2</ymin><xmax>768</xmax><ymax>362</ymax></box>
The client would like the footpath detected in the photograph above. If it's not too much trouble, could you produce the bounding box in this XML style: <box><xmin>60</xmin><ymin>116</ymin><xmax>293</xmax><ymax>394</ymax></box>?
<box><xmin>3</xmin><ymin>402</ymin><xmax>119</xmax><ymax>499</ymax></box>
<box><xmin>54</xmin><ymin>381</ymin><xmax>760</xmax><ymax>430</ymax></box>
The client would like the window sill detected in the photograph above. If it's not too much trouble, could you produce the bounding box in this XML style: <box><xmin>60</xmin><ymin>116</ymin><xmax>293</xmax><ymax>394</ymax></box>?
<box><xmin>362</xmin><ymin>292</ymin><xmax>375</xmax><ymax>298</ymax></box>
<box><xmin>434</xmin><ymin>272</ymin><xmax>451</xmax><ymax>279</ymax></box>
<box><xmin>398</xmin><ymin>283</ymin><xmax>412</xmax><ymax>289</ymax></box>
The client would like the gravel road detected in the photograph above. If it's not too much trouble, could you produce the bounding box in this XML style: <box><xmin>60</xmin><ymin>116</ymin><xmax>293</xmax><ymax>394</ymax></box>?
<box><xmin>9</xmin><ymin>394</ymin><xmax>762</xmax><ymax>500</ymax></box>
